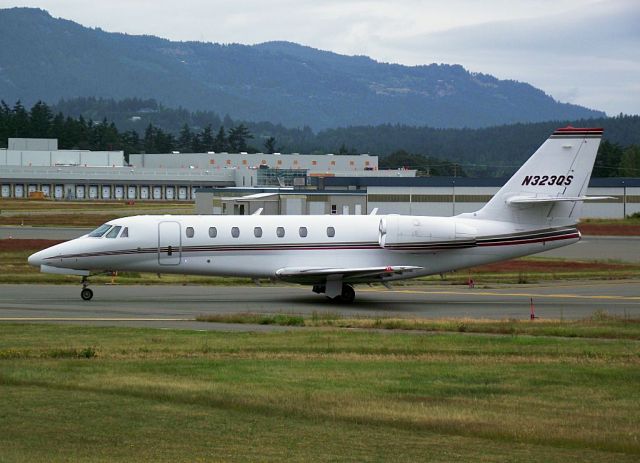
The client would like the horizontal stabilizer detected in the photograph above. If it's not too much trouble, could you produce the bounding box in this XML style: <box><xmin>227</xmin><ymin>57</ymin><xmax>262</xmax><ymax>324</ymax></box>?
<box><xmin>507</xmin><ymin>195</ymin><xmax>614</xmax><ymax>205</ymax></box>
<box><xmin>275</xmin><ymin>265</ymin><xmax>422</xmax><ymax>284</ymax></box>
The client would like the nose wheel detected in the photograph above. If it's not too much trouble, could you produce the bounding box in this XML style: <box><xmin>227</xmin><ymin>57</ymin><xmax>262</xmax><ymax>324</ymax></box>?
<box><xmin>80</xmin><ymin>276</ymin><xmax>93</xmax><ymax>301</ymax></box>
<box><xmin>81</xmin><ymin>287</ymin><xmax>94</xmax><ymax>301</ymax></box>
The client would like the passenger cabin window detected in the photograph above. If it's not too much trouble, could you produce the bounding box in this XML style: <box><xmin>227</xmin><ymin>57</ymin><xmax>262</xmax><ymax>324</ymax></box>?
<box><xmin>186</xmin><ymin>227</ymin><xmax>194</xmax><ymax>238</ymax></box>
<box><xmin>120</xmin><ymin>227</ymin><xmax>129</xmax><ymax>238</ymax></box>
<box><xmin>254</xmin><ymin>227</ymin><xmax>263</xmax><ymax>238</ymax></box>
<box><xmin>89</xmin><ymin>224</ymin><xmax>112</xmax><ymax>237</ymax></box>
<box><xmin>299</xmin><ymin>227</ymin><xmax>308</xmax><ymax>238</ymax></box>
<box><xmin>327</xmin><ymin>226</ymin><xmax>335</xmax><ymax>238</ymax></box>
<box><xmin>276</xmin><ymin>227</ymin><xmax>285</xmax><ymax>238</ymax></box>
<box><xmin>106</xmin><ymin>226</ymin><xmax>122</xmax><ymax>239</ymax></box>
<box><xmin>209</xmin><ymin>227</ymin><xmax>217</xmax><ymax>238</ymax></box>
<box><xmin>231</xmin><ymin>227</ymin><xmax>240</xmax><ymax>238</ymax></box>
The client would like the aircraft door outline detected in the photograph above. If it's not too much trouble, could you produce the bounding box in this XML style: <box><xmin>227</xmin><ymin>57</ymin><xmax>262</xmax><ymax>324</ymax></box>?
<box><xmin>158</xmin><ymin>221</ymin><xmax>181</xmax><ymax>265</ymax></box>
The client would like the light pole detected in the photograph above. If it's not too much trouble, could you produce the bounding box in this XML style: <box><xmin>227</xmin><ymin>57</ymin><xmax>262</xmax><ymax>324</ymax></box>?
<box><xmin>452</xmin><ymin>179</ymin><xmax>456</xmax><ymax>216</ymax></box>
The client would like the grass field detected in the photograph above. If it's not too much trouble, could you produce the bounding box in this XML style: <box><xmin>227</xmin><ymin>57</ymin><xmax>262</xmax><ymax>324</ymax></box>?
<box><xmin>0</xmin><ymin>323</ymin><xmax>638</xmax><ymax>462</ymax></box>
<box><xmin>196</xmin><ymin>310</ymin><xmax>640</xmax><ymax>340</ymax></box>
<box><xmin>0</xmin><ymin>199</ymin><xmax>194</xmax><ymax>227</ymax></box>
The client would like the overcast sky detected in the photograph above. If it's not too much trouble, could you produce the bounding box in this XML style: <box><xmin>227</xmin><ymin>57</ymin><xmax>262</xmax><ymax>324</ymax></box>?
<box><xmin>4</xmin><ymin>0</ymin><xmax>639</xmax><ymax>116</ymax></box>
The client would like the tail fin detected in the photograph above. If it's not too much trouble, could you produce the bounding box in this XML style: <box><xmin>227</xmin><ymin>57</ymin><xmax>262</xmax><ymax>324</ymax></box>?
<box><xmin>471</xmin><ymin>127</ymin><xmax>603</xmax><ymax>226</ymax></box>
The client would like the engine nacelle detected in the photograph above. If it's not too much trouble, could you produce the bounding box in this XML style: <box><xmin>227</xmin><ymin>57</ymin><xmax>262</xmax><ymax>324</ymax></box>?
<box><xmin>379</xmin><ymin>215</ymin><xmax>476</xmax><ymax>248</ymax></box>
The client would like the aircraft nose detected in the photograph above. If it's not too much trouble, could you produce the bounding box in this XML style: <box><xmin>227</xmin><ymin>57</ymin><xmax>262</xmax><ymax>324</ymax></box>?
<box><xmin>28</xmin><ymin>250</ymin><xmax>45</xmax><ymax>267</ymax></box>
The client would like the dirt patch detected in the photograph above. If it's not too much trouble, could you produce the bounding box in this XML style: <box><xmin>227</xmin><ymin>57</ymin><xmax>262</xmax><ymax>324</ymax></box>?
<box><xmin>578</xmin><ymin>223</ymin><xmax>640</xmax><ymax>236</ymax></box>
<box><xmin>0</xmin><ymin>239</ymin><xmax>64</xmax><ymax>251</ymax></box>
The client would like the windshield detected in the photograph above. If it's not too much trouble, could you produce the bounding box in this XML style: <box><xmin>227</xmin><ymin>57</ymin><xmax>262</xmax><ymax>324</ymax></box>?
<box><xmin>88</xmin><ymin>224</ymin><xmax>112</xmax><ymax>238</ymax></box>
<box><xmin>106</xmin><ymin>226</ymin><xmax>122</xmax><ymax>238</ymax></box>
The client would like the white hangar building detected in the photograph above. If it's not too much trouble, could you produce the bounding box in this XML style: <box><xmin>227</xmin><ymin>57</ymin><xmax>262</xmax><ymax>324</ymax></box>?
<box><xmin>1</xmin><ymin>138</ymin><xmax>412</xmax><ymax>200</ymax></box>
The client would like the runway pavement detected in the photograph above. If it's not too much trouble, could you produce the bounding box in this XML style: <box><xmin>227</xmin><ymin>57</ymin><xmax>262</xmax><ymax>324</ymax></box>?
<box><xmin>0</xmin><ymin>226</ymin><xmax>92</xmax><ymax>240</ymax></box>
<box><xmin>0</xmin><ymin>282</ymin><xmax>638</xmax><ymax>331</ymax></box>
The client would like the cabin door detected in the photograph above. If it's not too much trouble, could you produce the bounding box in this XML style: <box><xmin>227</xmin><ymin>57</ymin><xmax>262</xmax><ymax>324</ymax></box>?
<box><xmin>158</xmin><ymin>221</ymin><xmax>181</xmax><ymax>265</ymax></box>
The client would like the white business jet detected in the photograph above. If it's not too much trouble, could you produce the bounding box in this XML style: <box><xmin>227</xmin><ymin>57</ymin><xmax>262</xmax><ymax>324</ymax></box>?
<box><xmin>29</xmin><ymin>127</ymin><xmax>607</xmax><ymax>302</ymax></box>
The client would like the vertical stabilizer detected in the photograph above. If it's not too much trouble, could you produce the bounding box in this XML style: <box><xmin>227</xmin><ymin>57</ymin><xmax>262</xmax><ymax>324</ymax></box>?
<box><xmin>471</xmin><ymin>127</ymin><xmax>603</xmax><ymax>225</ymax></box>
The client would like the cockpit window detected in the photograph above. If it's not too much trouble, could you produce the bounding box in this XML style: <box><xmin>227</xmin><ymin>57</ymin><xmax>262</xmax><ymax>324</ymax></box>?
<box><xmin>88</xmin><ymin>224</ymin><xmax>112</xmax><ymax>237</ymax></box>
<box><xmin>120</xmin><ymin>227</ymin><xmax>129</xmax><ymax>238</ymax></box>
<box><xmin>106</xmin><ymin>226</ymin><xmax>122</xmax><ymax>238</ymax></box>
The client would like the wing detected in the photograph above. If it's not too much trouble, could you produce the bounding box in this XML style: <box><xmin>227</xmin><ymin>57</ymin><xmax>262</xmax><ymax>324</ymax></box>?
<box><xmin>275</xmin><ymin>265</ymin><xmax>423</xmax><ymax>284</ymax></box>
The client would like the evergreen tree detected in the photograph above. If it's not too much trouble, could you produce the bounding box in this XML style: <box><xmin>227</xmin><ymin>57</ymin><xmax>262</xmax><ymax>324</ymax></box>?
<box><xmin>29</xmin><ymin>101</ymin><xmax>53</xmax><ymax>137</ymax></box>
<box><xmin>620</xmin><ymin>145</ymin><xmax>640</xmax><ymax>177</ymax></box>
<box><xmin>177</xmin><ymin>124</ymin><xmax>193</xmax><ymax>152</ymax></box>
<box><xmin>213</xmin><ymin>126</ymin><xmax>227</xmax><ymax>152</ymax></box>
<box><xmin>228</xmin><ymin>124</ymin><xmax>253</xmax><ymax>152</ymax></box>
<box><xmin>143</xmin><ymin>123</ymin><xmax>156</xmax><ymax>153</ymax></box>
<box><xmin>264</xmin><ymin>136</ymin><xmax>277</xmax><ymax>154</ymax></box>
<box><xmin>337</xmin><ymin>143</ymin><xmax>358</xmax><ymax>155</ymax></box>
<box><xmin>593</xmin><ymin>140</ymin><xmax>623</xmax><ymax>177</ymax></box>
<box><xmin>200</xmin><ymin>124</ymin><xmax>214</xmax><ymax>152</ymax></box>
<box><xmin>10</xmin><ymin>101</ymin><xmax>29</xmax><ymax>137</ymax></box>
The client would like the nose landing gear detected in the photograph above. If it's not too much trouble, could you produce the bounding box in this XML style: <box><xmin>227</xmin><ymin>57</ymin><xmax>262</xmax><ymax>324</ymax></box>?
<box><xmin>80</xmin><ymin>276</ymin><xmax>93</xmax><ymax>301</ymax></box>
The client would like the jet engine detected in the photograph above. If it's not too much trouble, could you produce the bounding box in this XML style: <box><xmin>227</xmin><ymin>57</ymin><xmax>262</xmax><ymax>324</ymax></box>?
<box><xmin>379</xmin><ymin>215</ymin><xmax>476</xmax><ymax>249</ymax></box>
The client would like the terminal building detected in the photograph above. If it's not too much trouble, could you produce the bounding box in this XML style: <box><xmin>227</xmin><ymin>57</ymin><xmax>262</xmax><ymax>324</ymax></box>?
<box><xmin>1</xmin><ymin>138</ymin><xmax>639</xmax><ymax>218</ymax></box>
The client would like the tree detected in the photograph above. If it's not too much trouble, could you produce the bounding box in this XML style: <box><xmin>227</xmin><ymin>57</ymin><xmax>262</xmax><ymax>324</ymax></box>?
<box><xmin>593</xmin><ymin>140</ymin><xmax>623</xmax><ymax>177</ymax></box>
<box><xmin>10</xmin><ymin>101</ymin><xmax>29</xmax><ymax>137</ymax></box>
<box><xmin>337</xmin><ymin>143</ymin><xmax>358</xmax><ymax>155</ymax></box>
<box><xmin>379</xmin><ymin>150</ymin><xmax>466</xmax><ymax>176</ymax></box>
<box><xmin>264</xmin><ymin>136</ymin><xmax>277</xmax><ymax>154</ymax></box>
<box><xmin>228</xmin><ymin>124</ymin><xmax>253</xmax><ymax>152</ymax></box>
<box><xmin>200</xmin><ymin>124</ymin><xmax>214</xmax><ymax>152</ymax></box>
<box><xmin>620</xmin><ymin>145</ymin><xmax>640</xmax><ymax>177</ymax></box>
<box><xmin>177</xmin><ymin>124</ymin><xmax>193</xmax><ymax>152</ymax></box>
<box><xmin>213</xmin><ymin>126</ymin><xmax>227</xmax><ymax>152</ymax></box>
<box><xmin>29</xmin><ymin>101</ymin><xmax>53</xmax><ymax>137</ymax></box>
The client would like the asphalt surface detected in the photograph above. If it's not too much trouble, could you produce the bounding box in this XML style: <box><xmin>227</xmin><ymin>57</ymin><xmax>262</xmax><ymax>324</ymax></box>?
<box><xmin>0</xmin><ymin>226</ymin><xmax>92</xmax><ymax>240</ymax></box>
<box><xmin>1</xmin><ymin>282</ymin><xmax>638</xmax><ymax>331</ymax></box>
<box><xmin>2</xmin><ymin>226</ymin><xmax>639</xmax><ymax>262</ymax></box>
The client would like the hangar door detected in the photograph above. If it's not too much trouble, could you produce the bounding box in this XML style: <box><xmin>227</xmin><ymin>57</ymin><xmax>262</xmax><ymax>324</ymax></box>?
<box><xmin>158</xmin><ymin>221</ymin><xmax>181</xmax><ymax>265</ymax></box>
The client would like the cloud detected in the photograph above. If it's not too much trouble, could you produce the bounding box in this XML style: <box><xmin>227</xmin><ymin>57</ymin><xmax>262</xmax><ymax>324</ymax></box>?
<box><xmin>371</xmin><ymin>0</ymin><xmax>640</xmax><ymax>114</ymax></box>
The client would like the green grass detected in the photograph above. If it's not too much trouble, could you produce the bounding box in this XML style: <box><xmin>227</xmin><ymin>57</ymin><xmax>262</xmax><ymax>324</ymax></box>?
<box><xmin>0</xmin><ymin>324</ymin><xmax>638</xmax><ymax>461</ymax></box>
<box><xmin>196</xmin><ymin>310</ymin><xmax>640</xmax><ymax>340</ymax></box>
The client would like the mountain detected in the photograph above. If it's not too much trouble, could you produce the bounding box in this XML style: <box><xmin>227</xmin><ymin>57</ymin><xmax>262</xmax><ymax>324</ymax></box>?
<box><xmin>0</xmin><ymin>7</ymin><xmax>605</xmax><ymax>130</ymax></box>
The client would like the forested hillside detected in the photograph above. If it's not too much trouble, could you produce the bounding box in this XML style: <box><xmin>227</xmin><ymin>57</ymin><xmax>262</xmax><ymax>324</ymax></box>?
<box><xmin>1</xmin><ymin>100</ymin><xmax>638</xmax><ymax>177</ymax></box>
<box><xmin>0</xmin><ymin>7</ymin><xmax>604</xmax><ymax>130</ymax></box>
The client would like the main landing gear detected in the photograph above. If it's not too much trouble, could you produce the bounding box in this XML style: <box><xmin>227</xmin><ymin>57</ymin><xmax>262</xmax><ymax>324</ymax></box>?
<box><xmin>313</xmin><ymin>283</ymin><xmax>356</xmax><ymax>304</ymax></box>
<box><xmin>80</xmin><ymin>276</ymin><xmax>93</xmax><ymax>301</ymax></box>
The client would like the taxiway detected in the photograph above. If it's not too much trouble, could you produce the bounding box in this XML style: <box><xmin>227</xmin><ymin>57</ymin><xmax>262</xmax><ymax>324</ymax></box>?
<box><xmin>0</xmin><ymin>282</ymin><xmax>638</xmax><ymax>330</ymax></box>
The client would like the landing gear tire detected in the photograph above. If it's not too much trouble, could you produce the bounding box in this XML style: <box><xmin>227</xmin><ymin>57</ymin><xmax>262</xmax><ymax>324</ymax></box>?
<box><xmin>81</xmin><ymin>288</ymin><xmax>93</xmax><ymax>301</ymax></box>
<box><xmin>327</xmin><ymin>284</ymin><xmax>356</xmax><ymax>303</ymax></box>
<box><xmin>340</xmin><ymin>284</ymin><xmax>355</xmax><ymax>303</ymax></box>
